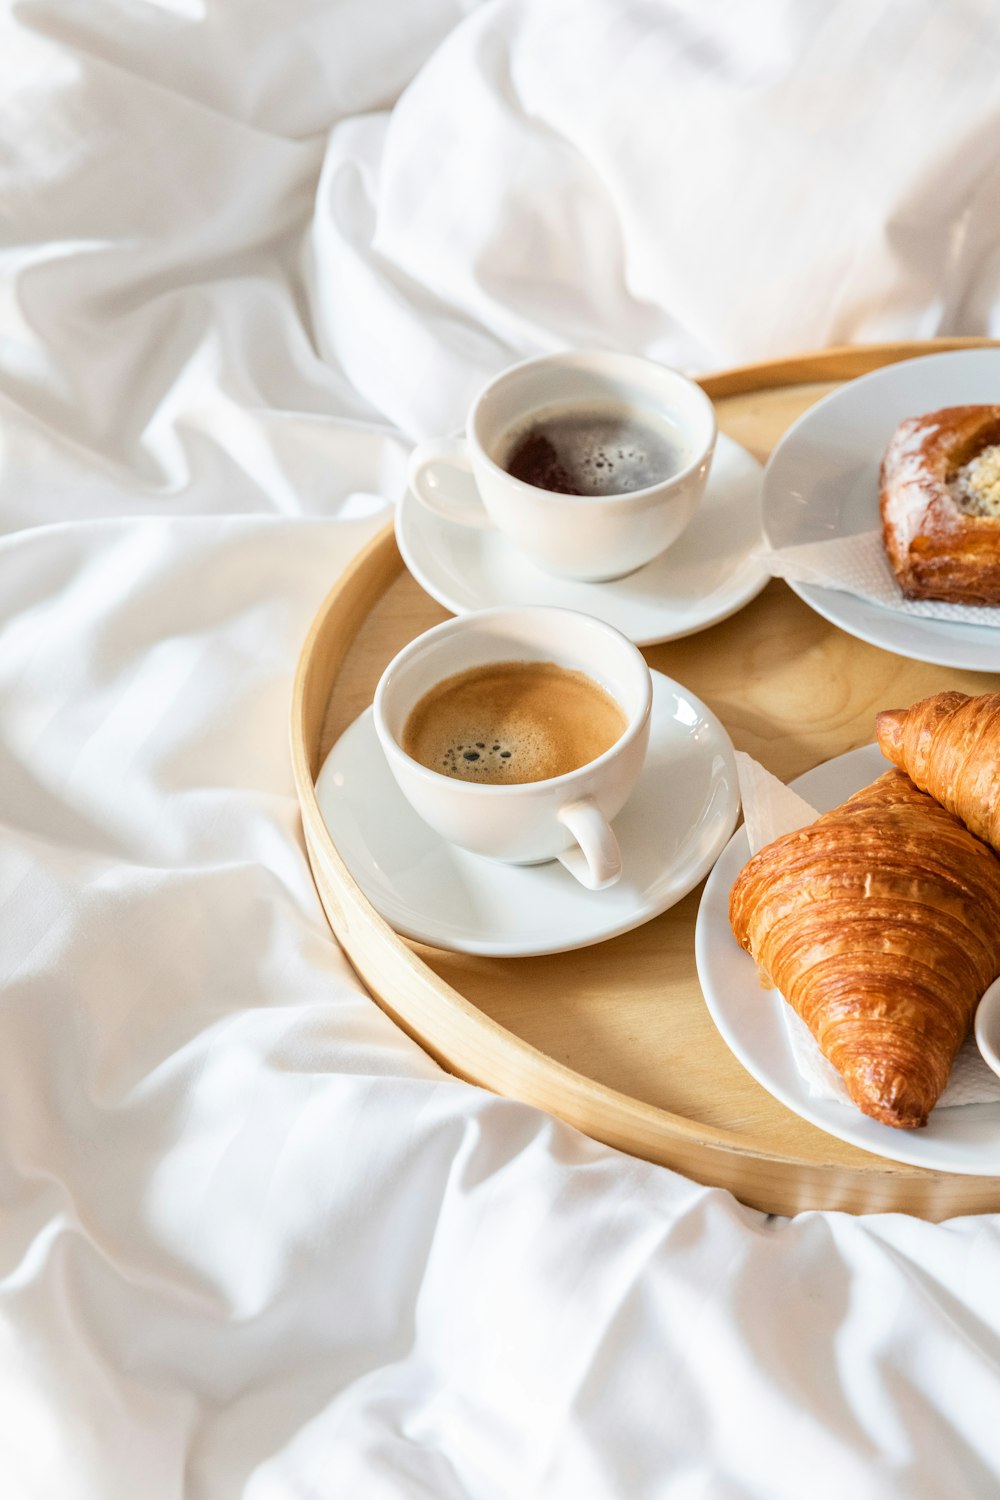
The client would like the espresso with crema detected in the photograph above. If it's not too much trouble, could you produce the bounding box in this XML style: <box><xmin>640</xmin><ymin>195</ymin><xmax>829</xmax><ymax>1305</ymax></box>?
<box><xmin>500</xmin><ymin>403</ymin><xmax>687</xmax><ymax>497</ymax></box>
<box><xmin>402</xmin><ymin>661</ymin><xmax>627</xmax><ymax>785</ymax></box>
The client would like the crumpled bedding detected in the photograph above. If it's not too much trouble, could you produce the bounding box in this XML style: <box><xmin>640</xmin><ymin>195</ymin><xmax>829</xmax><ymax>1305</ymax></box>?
<box><xmin>2</xmin><ymin>2</ymin><xmax>1000</xmax><ymax>1495</ymax></box>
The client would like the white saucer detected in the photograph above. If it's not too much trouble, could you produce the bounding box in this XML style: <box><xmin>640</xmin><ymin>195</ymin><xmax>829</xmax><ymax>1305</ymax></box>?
<box><xmin>696</xmin><ymin>743</ymin><xmax>1000</xmax><ymax>1174</ymax></box>
<box><xmin>762</xmin><ymin>348</ymin><xmax>1000</xmax><ymax>671</ymax></box>
<box><xmin>395</xmin><ymin>434</ymin><xmax>768</xmax><ymax>646</ymax></box>
<box><xmin>315</xmin><ymin>671</ymin><xmax>739</xmax><ymax>956</ymax></box>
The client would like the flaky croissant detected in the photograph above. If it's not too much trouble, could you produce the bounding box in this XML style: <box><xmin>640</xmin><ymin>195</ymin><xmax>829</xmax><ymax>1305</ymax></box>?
<box><xmin>876</xmin><ymin>690</ymin><xmax>1000</xmax><ymax>854</ymax></box>
<box><xmin>729</xmin><ymin>770</ymin><xmax>1000</xmax><ymax>1129</ymax></box>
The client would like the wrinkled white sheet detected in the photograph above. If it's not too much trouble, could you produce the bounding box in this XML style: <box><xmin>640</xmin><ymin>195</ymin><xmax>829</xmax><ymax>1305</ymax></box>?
<box><xmin>3</xmin><ymin>2</ymin><xmax>1000</xmax><ymax>1495</ymax></box>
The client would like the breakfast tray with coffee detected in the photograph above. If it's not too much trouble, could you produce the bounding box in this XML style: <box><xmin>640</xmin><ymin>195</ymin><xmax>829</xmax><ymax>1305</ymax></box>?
<box><xmin>291</xmin><ymin>339</ymin><xmax>1000</xmax><ymax>1221</ymax></box>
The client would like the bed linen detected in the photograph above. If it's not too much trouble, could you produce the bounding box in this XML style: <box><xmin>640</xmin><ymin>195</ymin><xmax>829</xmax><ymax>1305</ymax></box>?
<box><xmin>2</xmin><ymin>2</ymin><xmax>1000</xmax><ymax>1495</ymax></box>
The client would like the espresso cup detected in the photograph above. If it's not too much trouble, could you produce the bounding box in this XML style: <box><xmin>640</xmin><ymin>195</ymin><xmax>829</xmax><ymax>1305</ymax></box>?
<box><xmin>407</xmin><ymin>350</ymin><xmax>716</xmax><ymax>582</ymax></box>
<box><xmin>372</xmin><ymin>607</ymin><xmax>652</xmax><ymax>890</ymax></box>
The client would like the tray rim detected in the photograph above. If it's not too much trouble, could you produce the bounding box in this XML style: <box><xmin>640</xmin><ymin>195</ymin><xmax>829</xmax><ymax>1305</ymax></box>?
<box><xmin>290</xmin><ymin>337</ymin><xmax>1000</xmax><ymax>1219</ymax></box>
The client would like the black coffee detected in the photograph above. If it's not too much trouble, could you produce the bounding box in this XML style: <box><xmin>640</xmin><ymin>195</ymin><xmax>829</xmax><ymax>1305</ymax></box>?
<box><xmin>501</xmin><ymin>405</ymin><xmax>686</xmax><ymax>497</ymax></box>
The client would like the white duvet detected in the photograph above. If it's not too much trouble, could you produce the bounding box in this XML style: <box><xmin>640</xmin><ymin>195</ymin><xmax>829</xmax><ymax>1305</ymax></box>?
<box><xmin>2</xmin><ymin>2</ymin><xmax>1000</xmax><ymax>1495</ymax></box>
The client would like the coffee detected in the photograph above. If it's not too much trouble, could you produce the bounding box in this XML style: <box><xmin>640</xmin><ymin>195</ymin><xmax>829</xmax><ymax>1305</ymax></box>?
<box><xmin>402</xmin><ymin>660</ymin><xmax>627</xmax><ymax>785</ymax></box>
<box><xmin>500</xmin><ymin>403</ymin><xmax>687</xmax><ymax>497</ymax></box>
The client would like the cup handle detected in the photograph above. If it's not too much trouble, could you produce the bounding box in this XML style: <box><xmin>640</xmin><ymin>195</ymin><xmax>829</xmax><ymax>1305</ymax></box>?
<box><xmin>407</xmin><ymin>437</ymin><xmax>494</xmax><ymax>530</ymax></box>
<box><xmin>556</xmin><ymin>798</ymin><xmax>622</xmax><ymax>890</ymax></box>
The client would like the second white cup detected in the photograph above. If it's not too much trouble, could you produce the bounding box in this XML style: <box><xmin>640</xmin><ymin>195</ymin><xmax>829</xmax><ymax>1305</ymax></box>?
<box><xmin>407</xmin><ymin>350</ymin><xmax>716</xmax><ymax>583</ymax></box>
<box><xmin>372</xmin><ymin>607</ymin><xmax>652</xmax><ymax>890</ymax></box>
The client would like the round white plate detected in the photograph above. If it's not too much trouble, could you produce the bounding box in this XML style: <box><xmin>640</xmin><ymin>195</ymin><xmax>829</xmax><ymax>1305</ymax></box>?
<box><xmin>395</xmin><ymin>434</ymin><xmax>768</xmax><ymax>647</ymax></box>
<box><xmin>762</xmin><ymin>348</ymin><xmax>1000</xmax><ymax>670</ymax></box>
<box><xmin>315</xmin><ymin>671</ymin><xmax>739</xmax><ymax>957</ymax></box>
<box><xmin>696</xmin><ymin>742</ymin><xmax>1000</xmax><ymax>1174</ymax></box>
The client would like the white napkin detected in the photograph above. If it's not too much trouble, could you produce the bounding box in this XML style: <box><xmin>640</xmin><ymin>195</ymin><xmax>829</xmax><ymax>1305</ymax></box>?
<box><xmin>734</xmin><ymin>751</ymin><xmax>1000</xmax><ymax>1108</ymax></box>
<box><xmin>758</xmin><ymin>530</ymin><xmax>1000</xmax><ymax>627</ymax></box>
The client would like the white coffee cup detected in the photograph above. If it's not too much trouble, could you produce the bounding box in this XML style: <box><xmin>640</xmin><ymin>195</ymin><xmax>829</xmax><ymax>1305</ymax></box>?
<box><xmin>372</xmin><ymin>606</ymin><xmax>652</xmax><ymax>890</ymax></box>
<box><xmin>407</xmin><ymin>350</ymin><xmax>716</xmax><ymax>583</ymax></box>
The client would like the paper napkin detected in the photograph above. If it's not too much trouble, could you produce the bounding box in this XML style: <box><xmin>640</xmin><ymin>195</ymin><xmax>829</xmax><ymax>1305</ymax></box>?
<box><xmin>757</xmin><ymin>530</ymin><xmax>1000</xmax><ymax>627</ymax></box>
<box><xmin>733</xmin><ymin>750</ymin><xmax>1000</xmax><ymax>1108</ymax></box>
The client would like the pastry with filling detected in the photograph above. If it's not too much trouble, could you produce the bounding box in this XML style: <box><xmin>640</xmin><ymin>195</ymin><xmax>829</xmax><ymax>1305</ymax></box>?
<box><xmin>880</xmin><ymin>405</ymin><xmax>1000</xmax><ymax>604</ymax></box>
<box><xmin>728</xmin><ymin>770</ymin><xmax>1000</xmax><ymax>1129</ymax></box>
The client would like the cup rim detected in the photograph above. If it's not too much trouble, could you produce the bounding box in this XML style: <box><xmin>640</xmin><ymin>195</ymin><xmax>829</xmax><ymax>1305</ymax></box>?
<box><xmin>467</xmin><ymin>349</ymin><xmax>717</xmax><ymax>506</ymax></box>
<box><xmin>372</xmin><ymin>605</ymin><xmax>653</xmax><ymax>797</ymax></box>
<box><xmin>974</xmin><ymin>974</ymin><xmax>1000</xmax><ymax>1080</ymax></box>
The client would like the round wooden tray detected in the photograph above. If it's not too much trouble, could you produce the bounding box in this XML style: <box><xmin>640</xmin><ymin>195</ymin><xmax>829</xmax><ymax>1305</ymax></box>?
<box><xmin>291</xmin><ymin>339</ymin><xmax>1000</xmax><ymax>1220</ymax></box>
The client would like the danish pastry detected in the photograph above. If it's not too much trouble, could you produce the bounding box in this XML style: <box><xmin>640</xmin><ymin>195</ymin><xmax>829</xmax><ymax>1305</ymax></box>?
<box><xmin>876</xmin><ymin>689</ymin><xmax>1000</xmax><ymax>854</ymax></box>
<box><xmin>880</xmin><ymin>405</ymin><xmax>1000</xmax><ymax>605</ymax></box>
<box><xmin>728</xmin><ymin>770</ymin><xmax>1000</xmax><ymax>1129</ymax></box>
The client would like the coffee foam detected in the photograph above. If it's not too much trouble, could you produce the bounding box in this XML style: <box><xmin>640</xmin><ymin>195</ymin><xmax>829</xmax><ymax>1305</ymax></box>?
<box><xmin>401</xmin><ymin>661</ymin><xmax>627</xmax><ymax>785</ymax></box>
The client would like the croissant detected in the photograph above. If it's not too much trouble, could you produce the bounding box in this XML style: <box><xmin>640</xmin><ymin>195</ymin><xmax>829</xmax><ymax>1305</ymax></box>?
<box><xmin>729</xmin><ymin>770</ymin><xmax>1000</xmax><ymax>1129</ymax></box>
<box><xmin>880</xmin><ymin>405</ymin><xmax>1000</xmax><ymax>605</ymax></box>
<box><xmin>876</xmin><ymin>690</ymin><xmax>1000</xmax><ymax>854</ymax></box>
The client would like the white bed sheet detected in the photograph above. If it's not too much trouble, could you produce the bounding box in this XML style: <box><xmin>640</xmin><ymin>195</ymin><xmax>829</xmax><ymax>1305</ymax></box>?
<box><xmin>2</xmin><ymin>2</ymin><xmax>1000</xmax><ymax>1495</ymax></box>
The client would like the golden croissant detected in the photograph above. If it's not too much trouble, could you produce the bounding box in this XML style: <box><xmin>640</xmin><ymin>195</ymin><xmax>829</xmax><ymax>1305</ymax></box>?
<box><xmin>876</xmin><ymin>690</ymin><xmax>1000</xmax><ymax>854</ymax></box>
<box><xmin>728</xmin><ymin>770</ymin><xmax>1000</xmax><ymax>1129</ymax></box>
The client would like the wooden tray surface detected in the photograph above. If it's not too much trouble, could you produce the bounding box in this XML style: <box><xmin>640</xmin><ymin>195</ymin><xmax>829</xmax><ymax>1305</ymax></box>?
<box><xmin>291</xmin><ymin>339</ymin><xmax>1000</xmax><ymax>1220</ymax></box>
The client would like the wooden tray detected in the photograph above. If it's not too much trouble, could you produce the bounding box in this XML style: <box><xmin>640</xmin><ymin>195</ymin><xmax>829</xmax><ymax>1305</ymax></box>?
<box><xmin>291</xmin><ymin>339</ymin><xmax>1000</xmax><ymax>1220</ymax></box>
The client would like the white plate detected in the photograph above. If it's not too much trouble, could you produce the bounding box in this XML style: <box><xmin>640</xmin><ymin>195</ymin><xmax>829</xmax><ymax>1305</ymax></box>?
<box><xmin>315</xmin><ymin>671</ymin><xmax>739</xmax><ymax>957</ymax></box>
<box><xmin>396</xmin><ymin>434</ymin><xmax>768</xmax><ymax>647</ymax></box>
<box><xmin>762</xmin><ymin>348</ymin><xmax>1000</xmax><ymax>670</ymax></box>
<box><xmin>696</xmin><ymin>743</ymin><xmax>1000</xmax><ymax>1174</ymax></box>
